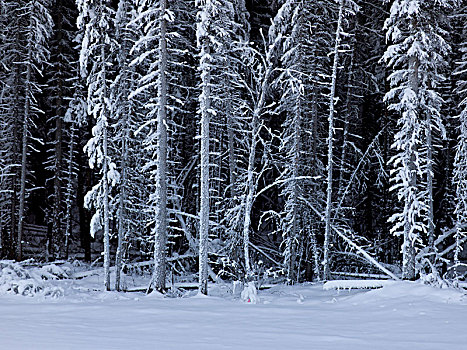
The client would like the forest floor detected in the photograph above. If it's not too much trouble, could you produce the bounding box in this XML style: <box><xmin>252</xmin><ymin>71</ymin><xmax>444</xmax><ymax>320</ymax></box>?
<box><xmin>0</xmin><ymin>263</ymin><xmax>466</xmax><ymax>349</ymax></box>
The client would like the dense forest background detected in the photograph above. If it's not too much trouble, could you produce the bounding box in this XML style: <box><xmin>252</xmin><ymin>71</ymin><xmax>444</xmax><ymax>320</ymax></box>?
<box><xmin>0</xmin><ymin>0</ymin><xmax>466</xmax><ymax>292</ymax></box>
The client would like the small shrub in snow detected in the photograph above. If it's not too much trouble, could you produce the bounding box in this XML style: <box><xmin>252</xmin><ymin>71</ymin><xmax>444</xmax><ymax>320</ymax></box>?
<box><xmin>0</xmin><ymin>261</ymin><xmax>67</xmax><ymax>297</ymax></box>
<box><xmin>420</xmin><ymin>271</ymin><xmax>449</xmax><ymax>289</ymax></box>
<box><xmin>39</xmin><ymin>264</ymin><xmax>70</xmax><ymax>280</ymax></box>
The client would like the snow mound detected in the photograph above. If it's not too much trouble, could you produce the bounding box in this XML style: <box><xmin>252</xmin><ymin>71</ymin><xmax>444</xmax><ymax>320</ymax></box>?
<box><xmin>241</xmin><ymin>282</ymin><xmax>259</xmax><ymax>304</ymax></box>
<box><xmin>39</xmin><ymin>263</ymin><xmax>70</xmax><ymax>280</ymax></box>
<box><xmin>0</xmin><ymin>261</ymin><xmax>68</xmax><ymax>297</ymax></box>
<box><xmin>346</xmin><ymin>280</ymin><xmax>467</xmax><ymax>306</ymax></box>
<box><xmin>323</xmin><ymin>279</ymin><xmax>395</xmax><ymax>290</ymax></box>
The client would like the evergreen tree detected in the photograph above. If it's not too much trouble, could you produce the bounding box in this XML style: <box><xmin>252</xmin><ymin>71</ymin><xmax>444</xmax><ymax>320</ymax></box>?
<box><xmin>270</xmin><ymin>0</ymin><xmax>333</xmax><ymax>282</ymax></box>
<box><xmin>9</xmin><ymin>0</ymin><xmax>54</xmax><ymax>260</ymax></box>
<box><xmin>44</xmin><ymin>0</ymin><xmax>78</xmax><ymax>259</ymax></box>
<box><xmin>130</xmin><ymin>0</ymin><xmax>171</xmax><ymax>292</ymax></box>
<box><xmin>383</xmin><ymin>0</ymin><xmax>452</xmax><ymax>279</ymax></box>
<box><xmin>78</xmin><ymin>0</ymin><xmax>117</xmax><ymax>290</ymax></box>
<box><xmin>453</xmin><ymin>2</ymin><xmax>467</xmax><ymax>281</ymax></box>
<box><xmin>323</xmin><ymin>0</ymin><xmax>359</xmax><ymax>281</ymax></box>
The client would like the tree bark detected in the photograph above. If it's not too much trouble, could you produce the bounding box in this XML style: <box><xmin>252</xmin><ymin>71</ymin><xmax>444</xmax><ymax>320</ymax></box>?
<box><xmin>153</xmin><ymin>0</ymin><xmax>169</xmax><ymax>292</ymax></box>
<box><xmin>323</xmin><ymin>0</ymin><xmax>344</xmax><ymax>281</ymax></box>
<box><xmin>198</xmin><ymin>1</ymin><xmax>212</xmax><ymax>295</ymax></box>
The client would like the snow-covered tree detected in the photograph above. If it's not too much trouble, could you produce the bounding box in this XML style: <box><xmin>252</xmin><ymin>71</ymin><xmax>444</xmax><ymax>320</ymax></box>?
<box><xmin>196</xmin><ymin>0</ymin><xmax>214</xmax><ymax>295</ymax></box>
<box><xmin>129</xmin><ymin>0</ymin><xmax>172</xmax><ymax>292</ymax></box>
<box><xmin>0</xmin><ymin>0</ymin><xmax>19</xmax><ymax>258</ymax></box>
<box><xmin>453</xmin><ymin>8</ymin><xmax>467</xmax><ymax>281</ymax></box>
<box><xmin>383</xmin><ymin>0</ymin><xmax>452</xmax><ymax>280</ymax></box>
<box><xmin>194</xmin><ymin>0</ymin><xmax>252</xmax><ymax>293</ymax></box>
<box><xmin>323</xmin><ymin>0</ymin><xmax>359</xmax><ymax>281</ymax></box>
<box><xmin>78</xmin><ymin>0</ymin><xmax>117</xmax><ymax>290</ymax></box>
<box><xmin>269</xmin><ymin>0</ymin><xmax>334</xmax><ymax>282</ymax></box>
<box><xmin>11</xmin><ymin>0</ymin><xmax>54</xmax><ymax>260</ymax></box>
<box><xmin>110</xmin><ymin>0</ymin><xmax>140</xmax><ymax>292</ymax></box>
<box><xmin>44</xmin><ymin>0</ymin><xmax>78</xmax><ymax>259</ymax></box>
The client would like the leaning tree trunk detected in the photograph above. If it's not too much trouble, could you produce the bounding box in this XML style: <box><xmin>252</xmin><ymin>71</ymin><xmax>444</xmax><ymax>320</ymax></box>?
<box><xmin>242</xmin><ymin>113</ymin><xmax>258</xmax><ymax>279</ymax></box>
<box><xmin>242</xmin><ymin>57</ymin><xmax>274</xmax><ymax>279</ymax></box>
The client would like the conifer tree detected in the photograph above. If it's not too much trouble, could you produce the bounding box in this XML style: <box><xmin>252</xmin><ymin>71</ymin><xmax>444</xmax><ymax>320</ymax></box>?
<box><xmin>14</xmin><ymin>0</ymin><xmax>53</xmax><ymax>260</ymax></box>
<box><xmin>44</xmin><ymin>0</ymin><xmax>77</xmax><ymax>259</ymax></box>
<box><xmin>383</xmin><ymin>0</ymin><xmax>452</xmax><ymax>279</ymax></box>
<box><xmin>78</xmin><ymin>0</ymin><xmax>117</xmax><ymax>290</ymax></box>
<box><xmin>270</xmin><ymin>0</ymin><xmax>333</xmax><ymax>282</ymax></box>
<box><xmin>130</xmin><ymin>0</ymin><xmax>171</xmax><ymax>292</ymax></box>
<box><xmin>453</xmin><ymin>6</ymin><xmax>467</xmax><ymax>280</ymax></box>
<box><xmin>196</xmin><ymin>0</ymin><xmax>214</xmax><ymax>295</ymax></box>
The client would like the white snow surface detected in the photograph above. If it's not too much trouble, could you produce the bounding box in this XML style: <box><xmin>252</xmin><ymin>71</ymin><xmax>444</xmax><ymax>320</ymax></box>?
<box><xmin>0</xmin><ymin>266</ymin><xmax>466</xmax><ymax>349</ymax></box>
<box><xmin>323</xmin><ymin>279</ymin><xmax>395</xmax><ymax>290</ymax></box>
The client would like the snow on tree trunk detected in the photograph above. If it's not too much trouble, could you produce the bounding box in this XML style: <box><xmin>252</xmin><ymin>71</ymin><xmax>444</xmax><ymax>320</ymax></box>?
<box><xmin>454</xmin><ymin>28</ymin><xmax>467</xmax><ymax>282</ymax></box>
<box><xmin>79</xmin><ymin>0</ymin><xmax>117</xmax><ymax>291</ymax></box>
<box><xmin>403</xmin><ymin>54</ymin><xmax>420</xmax><ymax>281</ymax></box>
<box><xmin>242</xmin><ymin>56</ymin><xmax>275</xmax><ymax>279</ymax></box>
<box><xmin>153</xmin><ymin>0</ymin><xmax>169</xmax><ymax>292</ymax></box>
<box><xmin>102</xmin><ymin>113</ymin><xmax>111</xmax><ymax>291</ymax></box>
<box><xmin>16</xmin><ymin>0</ymin><xmax>53</xmax><ymax>261</ymax></box>
<box><xmin>242</xmin><ymin>112</ymin><xmax>257</xmax><ymax>279</ymax></box>
<box><xmin>323</xmin><ymin>0</ymin><xmax>345</xmax><ymax>281</ymax></box>
<box><xmin>384</xmin><ymin>0</ymin><xmax>450</xmax><ymax>281</ymax></box>
<box><xmin>16</xmin><ymin>62</ymin><xmax>29</xmax><ymax>261</ymax></box>
<box><xmin>197</xmin><ymin>0</ymin><xmax>212</xmax><ymax>295</ymax></box>
<box><xmin>227</xmin><ymin>96</ymin><xmax>237</xmax><ymax>199</ymax></box>
<box><xmin>63</xmin><ymin>121</ymin><xmax>76</xmax><ymax>260</ymax></box>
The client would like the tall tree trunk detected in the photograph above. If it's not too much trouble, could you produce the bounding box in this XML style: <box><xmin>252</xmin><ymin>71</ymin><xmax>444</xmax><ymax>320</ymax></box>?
<box><xmin>426</xmin><ymin>108</ymin><xmax>435</xmax><ymax>269</ymax></box>
<box><xmin>287</xmin><ymin>94</ymin><xmax>301</xmax><ymax>283</ymax></box>
<box><xmin>78</xmin><ymin>148</ymin><xmax>92</xmax><ymax>263</ymax></box>
<box><xmin>51</xmin><ymin>100</ymin><xmax>63</xmax><ymax>260</ymax></box>
<box><xmin>402</xmin><ymin>54</ymin><xmax>420</xmax><ymax>281</ymax></box>
<box><xmin>100</xmin><ymin>24</ymin><xmax>111</xmax><ymax>290</ymax></box>
<box><xmin>114</xmin><ymin>0</ymin><xmax>129</xmax><ymax>292</ymax></box>
<box><xmin>198</xmin><ymin>1</ymin><xmax>211</xmax><ymax>295</ymax></box>
<box><xmin>153</xmin><ymin>0</ymin><xmax>168</xmax><ymax>292</ymax></box>
<box><xmin>64</xmin><ymin>122</ymin><xmax>76</xmax><ymax>260</ymax></box>
<box><xmin>115</xmin><ymin>119</ymin><xmax>128</xmax><ymax>291</ymax></box>
<box><xmin>10</xmin><ymin>20</ymin><xmax>22</xmax><ymax>260</ymax></box>
<box><xmin>337</xmin><ymin>19</ymin><xmax>357</xmax><ymax>199</ymax></box>
<box><xmin>403</xmin><ymin>153</ymin><xmax>417</xmax><ymax>280</ymax></box>
<box><xmin>242</xmin><ymin>113</ymin><xmax>257</xmax><ymax>279</ymax></box>
<box><xmin>16</xmin><ymin>89</ymin><xmax>29</xmax><ymax>261</ymax></box>
<box><xmin>227</xmin><ymin>98</ymin><xmax>237</xmax><ymax>198</ymax></box>
<box><xmin>242</xmin><ymin>60</ymin><xmax>273</xmax><ymax>279</ymax></box>
<box><xmin>16</xmin><ymin>25</ymin><xmax>34</xmax><ymax>261</ymax></box>
<box><xmin>199</xmin><ymin>65</ymin><xmax>210</xmax><ymax>295</ymax></box>
<box><xmin>323</xmin><ymin>0</ymin><xmax>344</xmax><ymax>281</ymax></box>
<box><xmin>102</xmin><ymin>123</ymin><xmax>110</xmax><ymax>291</ymax></box>
<box><xmin>51</xmin><ymin>1</ymin><xmax>65</xmax><ymax>260</ymax></box>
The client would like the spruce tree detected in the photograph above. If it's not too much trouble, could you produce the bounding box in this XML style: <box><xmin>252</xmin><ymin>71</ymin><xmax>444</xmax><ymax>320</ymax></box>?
<box><xmin>383</xmin><ymin>0</ymin><xmax>452</xmax><ymax>279</ymax></box>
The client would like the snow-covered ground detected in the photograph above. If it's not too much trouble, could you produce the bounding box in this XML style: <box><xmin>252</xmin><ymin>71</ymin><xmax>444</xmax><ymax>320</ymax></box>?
<box><xmin>0</xmin><ymin>265</ymin><xmax>466</xmax><ymax>349</ymax></box>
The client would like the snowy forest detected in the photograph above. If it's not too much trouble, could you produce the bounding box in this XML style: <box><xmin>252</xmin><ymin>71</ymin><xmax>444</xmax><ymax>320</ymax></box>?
<box><xmin>0</xmin><ymin>0</ymin><xmax>467</xmax><ymax>298</ymax></box>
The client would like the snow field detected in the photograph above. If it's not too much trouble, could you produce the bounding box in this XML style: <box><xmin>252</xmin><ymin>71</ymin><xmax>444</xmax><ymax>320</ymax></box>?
<box><xmin>0</xmin><ymin>274</ymin><xmax>465</xmax><ymax>350</ymax></box>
